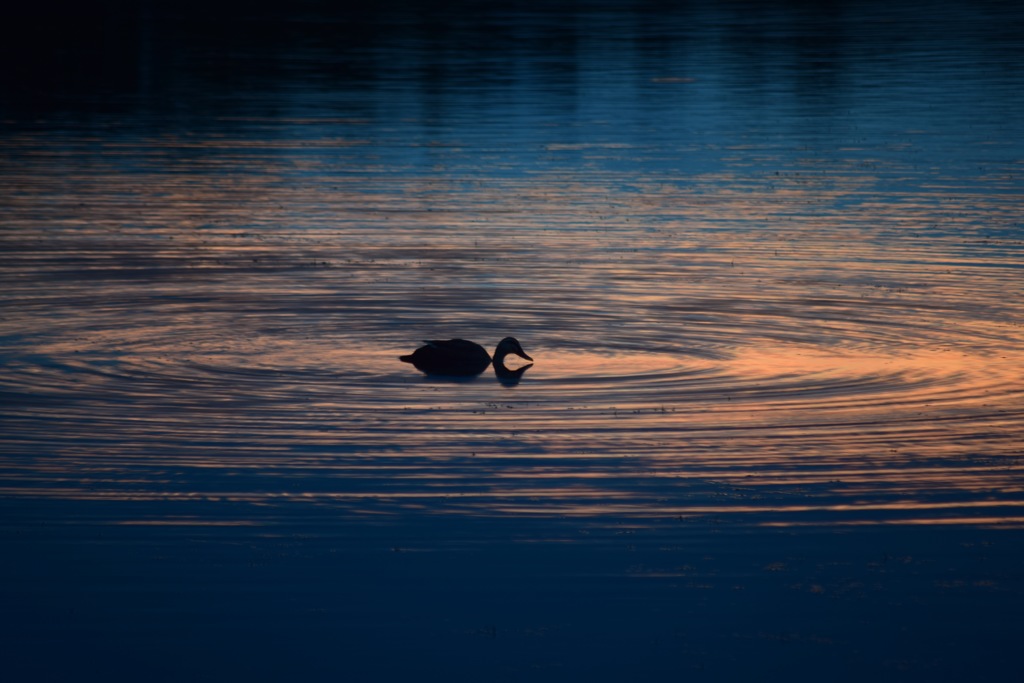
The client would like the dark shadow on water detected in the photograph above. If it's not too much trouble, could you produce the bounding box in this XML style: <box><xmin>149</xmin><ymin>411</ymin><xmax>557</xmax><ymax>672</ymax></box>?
<box><xmin>494</xmin><ymin>362</ymin><xmax>532</xmax><ymax>387</ymax></box>
<box><xmin>409</xmin><ymin>361</ymin><xmax>533</xmax><ymax>386</ymax></box>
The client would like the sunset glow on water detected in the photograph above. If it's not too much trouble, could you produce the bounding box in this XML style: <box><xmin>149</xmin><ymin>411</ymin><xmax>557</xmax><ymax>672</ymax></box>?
<box><xmin>2</xmin><ymin>2</ymin><xmax>1023</xmax><ymax>680</ymax></box>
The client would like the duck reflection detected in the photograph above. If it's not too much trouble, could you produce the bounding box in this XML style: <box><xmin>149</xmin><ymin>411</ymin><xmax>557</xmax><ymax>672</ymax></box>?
<box><xmin>493</xmin><ymin>360</ymin><xmax>532</xmax><ymax>386</ymax></box>
<box><xmin>400</xmin><ymin>337</ymin><xmax>534</xmax><ymax>384</ymax></box>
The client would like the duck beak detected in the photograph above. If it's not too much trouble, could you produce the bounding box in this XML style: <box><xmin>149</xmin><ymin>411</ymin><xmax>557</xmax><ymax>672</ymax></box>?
<box><xmin>518</xmin><ymin>350</ymin><xmax>533</xmax><ymax>362</ymax></box>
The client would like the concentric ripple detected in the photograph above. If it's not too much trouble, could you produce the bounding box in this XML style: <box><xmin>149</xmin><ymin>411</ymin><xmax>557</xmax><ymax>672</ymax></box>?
<box><xmin>2</xmin><ymin>225</ymin><xmax>1021</xmax><ymax>531</ymax></box>
<box><xmin>2</xmin><ymin>28</ymin><xmax>1023</xmax><ymax>536</ymax></box>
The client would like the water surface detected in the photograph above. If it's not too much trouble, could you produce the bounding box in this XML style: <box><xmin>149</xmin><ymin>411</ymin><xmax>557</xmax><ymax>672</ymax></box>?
<box><xmin>2</xmin><ymin>2</ymin><xmax>1023</xmax><ymax>680</ymax></box>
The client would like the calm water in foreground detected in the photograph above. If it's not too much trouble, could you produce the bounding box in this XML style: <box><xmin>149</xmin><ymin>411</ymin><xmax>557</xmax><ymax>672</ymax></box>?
<box><xmin>2</xmin><ymin>2</ymin><xmax>1023</xmax><ymax>680</ymax></box>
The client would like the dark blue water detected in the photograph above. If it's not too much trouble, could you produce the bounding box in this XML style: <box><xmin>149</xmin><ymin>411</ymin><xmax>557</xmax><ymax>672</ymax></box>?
<box><xmin>2</xmin><ymin>2</ymin><xmax>1023</xmax><ymax>680</ymax></box>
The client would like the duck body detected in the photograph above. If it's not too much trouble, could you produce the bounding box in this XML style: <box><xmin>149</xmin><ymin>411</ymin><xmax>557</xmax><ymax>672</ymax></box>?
<box><xmin>400</xmin><ymin>337</ymin><xmax>533</xmax><ymax>377</ymax></box>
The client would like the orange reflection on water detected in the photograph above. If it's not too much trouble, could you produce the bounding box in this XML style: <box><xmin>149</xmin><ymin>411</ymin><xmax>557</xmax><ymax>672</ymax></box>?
<box><xmin>2</xmin><ymin>117</ymin><xmax>1023</xmax><ymax>532</ymax></box>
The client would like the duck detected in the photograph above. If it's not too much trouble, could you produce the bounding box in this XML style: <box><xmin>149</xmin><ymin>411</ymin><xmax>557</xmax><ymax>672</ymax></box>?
<box><xmin>400</xmin><ymin>337</ymin><xmax>533</xmax><ymax>377</ymax></box>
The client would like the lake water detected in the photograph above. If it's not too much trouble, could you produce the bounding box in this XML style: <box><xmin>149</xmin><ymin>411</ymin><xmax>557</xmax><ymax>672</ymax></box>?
<box><xmin>2</xmin><ymin>2</ymin><xmax>1023</xmax><ymax>680</ymax></box>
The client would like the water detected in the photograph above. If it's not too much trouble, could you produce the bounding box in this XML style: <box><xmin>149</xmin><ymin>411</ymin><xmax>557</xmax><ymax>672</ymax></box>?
<box><xmin>2</xmin><ymin>2</ymin><xmax>1023</xmax><ymax>680</ymax></box>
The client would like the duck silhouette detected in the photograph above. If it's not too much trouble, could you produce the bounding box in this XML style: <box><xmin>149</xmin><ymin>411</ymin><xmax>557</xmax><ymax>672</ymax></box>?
<box><xmin>400</xmin><ymin>337</ymin><xmax>533</xmax><ymax>378</ymax></box>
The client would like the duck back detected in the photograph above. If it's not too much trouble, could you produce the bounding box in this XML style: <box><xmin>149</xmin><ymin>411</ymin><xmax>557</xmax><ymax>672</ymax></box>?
<box><xmin>400</xmin><ymin>338</ymin><xmax>492</xmax><ymax>376</ymax></box>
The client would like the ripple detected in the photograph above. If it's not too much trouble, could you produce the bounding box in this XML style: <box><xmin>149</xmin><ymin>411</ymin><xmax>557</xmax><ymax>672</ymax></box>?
<box><xmin>2</xmin><ymin>85</ymin><xmax>1023</xmax><ymax>534</ymax></box>
<box><xmin>3</xmin><ymin>294</ymin><xmax>1021</xmax><ymax>531</ymax></box>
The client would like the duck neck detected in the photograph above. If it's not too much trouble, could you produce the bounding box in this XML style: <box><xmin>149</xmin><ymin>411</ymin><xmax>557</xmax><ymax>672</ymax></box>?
<box><xmin>492</xmin><ymin>346</ymin><xmax>510</xmax><ymax>366</ymax></box>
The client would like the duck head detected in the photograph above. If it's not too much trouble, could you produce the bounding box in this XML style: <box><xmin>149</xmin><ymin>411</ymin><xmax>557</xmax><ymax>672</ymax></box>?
<box><xmin>493</xmin><ymin>337</ymin><xmax>533</xmax><ymax>365</ymax></box>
